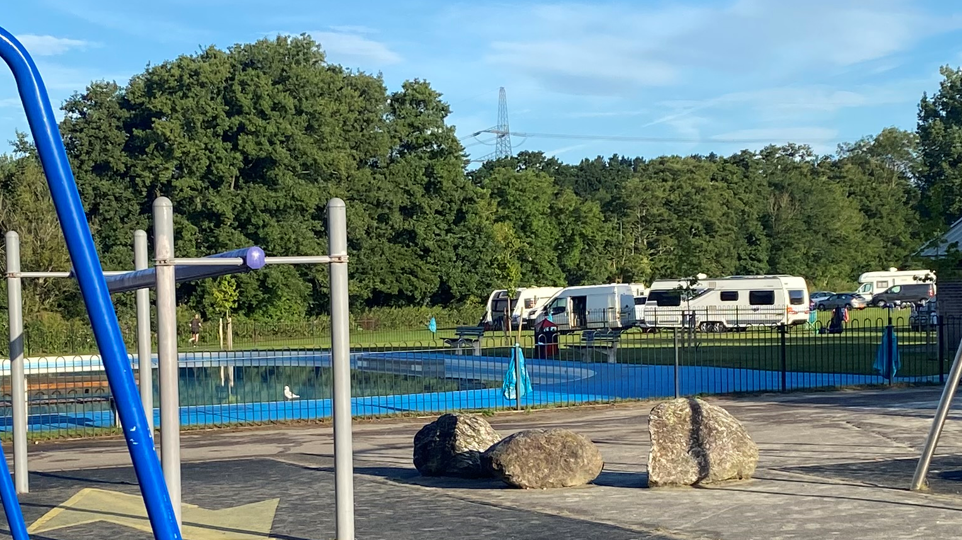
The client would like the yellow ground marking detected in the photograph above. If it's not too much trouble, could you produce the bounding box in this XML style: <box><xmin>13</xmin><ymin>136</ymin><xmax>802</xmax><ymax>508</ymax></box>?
<box><xmin>27</xmin><ymin>488</ymin><xmax>279</xmax><ymax>539</ymax></box>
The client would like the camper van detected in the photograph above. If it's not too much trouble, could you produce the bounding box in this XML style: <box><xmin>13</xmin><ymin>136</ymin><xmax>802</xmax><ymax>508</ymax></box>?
<box><xmin>643</xmin><ymin>275</ymin><xmax>809</xmax><ymax>331</ymax></box>
<box><xmin>855</xmin><ymin>268</ymin><xmax>935</xmax><ymax>302</ymax></box>
<box><xmin>534</xmin><ymin>284</ymin><xmax>636</xmax><ymax>333</ymax></box>
<box><xmin>481</xmin><ymin>287</ymin><xmax>564</xmax><ymax>330</ymax></box>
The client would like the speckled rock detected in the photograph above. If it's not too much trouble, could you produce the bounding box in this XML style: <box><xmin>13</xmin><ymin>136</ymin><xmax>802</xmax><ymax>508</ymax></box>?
<box><xmin>482</xmin><ymin>428</ymin><xmax>604</xmax><ymax>489</ymax></box>
<box><xmin>413</xmin><ymin>414</ymin><xmax>501</xmax><ymax>478</ymax></box>
<box><xmin>647</xmin><ymin>398</ymin><xmax>758</xmax><ymax>487</ymax></box>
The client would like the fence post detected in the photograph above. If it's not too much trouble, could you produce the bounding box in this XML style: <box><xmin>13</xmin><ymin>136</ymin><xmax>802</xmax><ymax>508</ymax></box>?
<box><xmin>939</xmin><ymin>315</ymin><xmax>946</xmax><ymax>385</ymax></box>
<box><xmin>779</xmin><ymin>323</ymin><xmax>787</xmax><ymax>392</ymax></box>
<box><xmin>134</xmin><ymin>230</ymin><xmax>153</xmax><ymax>435</ymax></box>
<box><xmin>327</xmin><ymin>198</ymin><xmax>355</xmax><ymax>540</ymax></box>
<box><xmin>5</xmin><ymin>231</ymin><xmax>28</xmax><ymax>494</ymax></box>
<box><xmin>673</xmin><ymin>328</ymin><xmax>680</xmax><ymax>399</ymax></box>
<box><xmin>887</xmin><ymin>312</ymin><xmax>895</xmax><ymax>387</ymax></box>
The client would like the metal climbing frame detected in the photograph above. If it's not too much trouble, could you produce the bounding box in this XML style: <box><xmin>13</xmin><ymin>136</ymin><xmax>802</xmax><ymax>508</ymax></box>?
<box><xmin>0</xmin><ymin>27</ymin><xmax>356</xmax><ymax>540</ymax></box>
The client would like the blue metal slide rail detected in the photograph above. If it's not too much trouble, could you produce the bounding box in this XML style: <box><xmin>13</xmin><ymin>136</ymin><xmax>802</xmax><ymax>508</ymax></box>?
<box><xmin>0</xmin><ymin>26</ymin><xmax>183</xmax><ymax>540</ymax></box>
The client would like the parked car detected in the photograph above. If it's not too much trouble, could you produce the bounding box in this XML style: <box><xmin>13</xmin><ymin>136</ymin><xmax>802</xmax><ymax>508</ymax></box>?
<box><xmin>910</xmin><ymin>297</ymin><xmax>938</xmax><ymax>331</ymax></box>
<box><xmin>869</xmin><ymin>283</ymin><xmax>935</xmax><ymax>308</ymax></box>
<box><xmin>816</xmin><ymin>293</ymin><xmax>866</xmax><ymax>311</ymax></box>
<box><xmin>810</xmin><ymin>291</ymin><xmax>834</xmax><ymax>304</ymax></box>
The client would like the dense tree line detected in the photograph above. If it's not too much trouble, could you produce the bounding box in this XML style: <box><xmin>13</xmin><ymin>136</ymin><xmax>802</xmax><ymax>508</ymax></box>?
<box><xmin>1</xmin><ymin>35</ymin><xmax>960</xmax><ymax>322</ymax></box>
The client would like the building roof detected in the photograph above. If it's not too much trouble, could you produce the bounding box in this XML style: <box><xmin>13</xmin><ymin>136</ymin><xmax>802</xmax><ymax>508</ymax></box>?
<box><xmin>917</xmin><ymin>215</ymin><xmax>962</xmax><ymax>258</ymax></box>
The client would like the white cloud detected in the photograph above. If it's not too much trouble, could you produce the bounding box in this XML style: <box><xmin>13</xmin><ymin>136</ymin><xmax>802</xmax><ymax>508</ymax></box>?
<box><xmin>16</xmin><ymin>35</ymin><xmax>90</xmax><ymax>56</ymax></box>
<box><xmin>545</xmin><ymin>143</ymin><xmax>590</xmax><ymax>157</ymax></box>
<box><xmin>710</xmin><ymin>127</ymin><xmax>839</xmax><ymax>143</ymax></box>
<box><xmin>456</xmin><ymin>1</ymin><xmax>958</xmax><ymax>97</ymax></box>
<box><xmin>310</xmin><ymin>30</ymin><xmax>402</xmax><ymax>67</ymax></box>
<box><xmin>565</xmin><ymin>110</ymin><xmax>649</xmax><ymax>118</ymax></box>
<box><xmin>329</xmin><ymin>25</ymin><xmax>378</xmax><ymax>35</ymax></box>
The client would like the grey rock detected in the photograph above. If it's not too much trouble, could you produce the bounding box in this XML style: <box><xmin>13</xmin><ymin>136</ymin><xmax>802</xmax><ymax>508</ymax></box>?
<box><xmin>483</xmin><ymin>428</ymin><xmax>604</xmax><ymax>489</ymax></box>
<box><xmin>413</xmin><ymin>414</ymin><xmax>501</xmax><ymax>478</ymax></box>
<box><xmin>647</xmin><ymin>397</ymin><xmax>758</xmax><ymax>487</ymax></box>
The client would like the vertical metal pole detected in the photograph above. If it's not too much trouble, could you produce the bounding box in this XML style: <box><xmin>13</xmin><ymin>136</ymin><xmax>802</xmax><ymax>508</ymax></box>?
<box><xmin>154</xmin><ymin>198</ymin><xmax>181</xmax><ymax>527</ymax></box>
<box><xmin>135</xmin><ymin>230</ymin><xmax>154</xmax><ymax>435</ymax></box>
<box><xmin>780</xmin><ymin>323</ymin><xmax>787</xmax><ymax>392</ymax></box>
<box><xmin>673</xmin><ymin>328</ymin><xmax>680</xmax><ymax>399</ymax></box>
<box><xmin>912</xmin><ymin>336</ymin><xmax>962</xmax><ymax>490</ymax></box>
<box><xmin>939</xmin><ymin>315</ymin><xmax>946</xmax><ymax>385</ymax></box>
<box><xmin>5</xmin><ymin>231</ymin><xmax>28</xmax><ymax>494</ymax></box>
<box><xmin>327</xmin><ymin>198</ymin><xmax>355</xmax><ymax>540</ymax></box>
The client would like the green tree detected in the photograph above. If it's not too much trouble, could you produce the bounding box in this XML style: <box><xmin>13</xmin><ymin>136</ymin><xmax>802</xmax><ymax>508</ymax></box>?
<box><xmin>918</xmin><ymin>66</ymin><xmax>962</xmax><ymax>232</ymax></box>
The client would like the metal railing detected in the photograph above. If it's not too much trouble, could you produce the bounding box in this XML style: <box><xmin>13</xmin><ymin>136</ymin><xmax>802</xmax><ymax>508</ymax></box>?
<box><xmin>1</xmin><ymin>305</ymin><xmax>950</xmax><ymax>438</ymax></box>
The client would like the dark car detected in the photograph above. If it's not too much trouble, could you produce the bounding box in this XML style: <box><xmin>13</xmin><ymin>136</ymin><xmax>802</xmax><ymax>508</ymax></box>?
<box><xmin>816</xmin><ymin>293</ymin><xmax>866</xmax><ymax>311</ymax></box>
<box><xmin>870</xmin><ymin>283</ymin><xmax>935</xmax><ymax>307</ymax></box>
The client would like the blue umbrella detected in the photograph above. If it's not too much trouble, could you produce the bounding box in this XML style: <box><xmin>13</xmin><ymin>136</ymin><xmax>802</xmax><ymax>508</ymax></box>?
<box><xmin>427</xmin><ymin>317</ymin><xmax>437</xmax><ymax>340</ymax></box>
<box><xmin>503</xmin><ymin>343</ymin><xmax>533</xmax><ymax>400</ymax></box>
<box><xmin>873</xmin><ymin>326</ymin><xmax>901</xmax><ymax>380</ymax></box>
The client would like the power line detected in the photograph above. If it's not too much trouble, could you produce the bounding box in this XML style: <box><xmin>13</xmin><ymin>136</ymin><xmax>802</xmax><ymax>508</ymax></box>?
<box><xmin>464</xmin><ymin>129</ymin><xmax>839</xmax><ymax>145</ymax></box>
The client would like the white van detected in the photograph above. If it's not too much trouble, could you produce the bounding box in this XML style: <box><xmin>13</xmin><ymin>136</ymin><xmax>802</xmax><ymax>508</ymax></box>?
<box><xmin>855</xmin><ymin>268</ymin><xmax>935</xmax><ymax>301</ymax></box>
<box><xmin>534</xmin><ymin>284</ymin><xmax>636</xmax><ymax>333</ymax></box>
<box><xmin>644</xmin><ymin>275</ymin><xmax>809</xmax><ymax>331</ymax></box>
<box><xmin>481</xmin><ymin>286</ymin><xmax>564</xmax><ymax>330</ymax></box>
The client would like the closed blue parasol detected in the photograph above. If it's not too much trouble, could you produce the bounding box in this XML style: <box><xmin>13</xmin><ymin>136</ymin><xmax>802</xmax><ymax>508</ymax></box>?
<box><xmin>873</xmin><ymin>325</ymin><xmax>901</xmax><ymax>380</ymax></box>
<box><xmin>503</xmin><ymin>343</ymin><xmax>533</xmax><ymax>400</ymax></box>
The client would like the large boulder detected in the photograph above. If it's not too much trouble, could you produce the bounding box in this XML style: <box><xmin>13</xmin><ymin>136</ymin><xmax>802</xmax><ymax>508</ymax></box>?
<box><xmin>482</xmin><ymin>428</ymin><xmax>604</xmax><ymax>489</ymax></box>
<box><xmin>413</xmin><ymin>414</ymin><xmax>501</xmax><ymax>478</ymax></box>
<box><xmin>647</xmin><ymin>398</ymin><xmax>758</xmax><ymax>487</ymax></box>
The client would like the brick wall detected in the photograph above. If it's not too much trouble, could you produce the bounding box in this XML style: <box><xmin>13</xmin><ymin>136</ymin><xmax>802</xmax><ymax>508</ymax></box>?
<box><xmin>938</xmin><ymin>279</ymin><xmax>962</xmax><ymax>355</ymax></box>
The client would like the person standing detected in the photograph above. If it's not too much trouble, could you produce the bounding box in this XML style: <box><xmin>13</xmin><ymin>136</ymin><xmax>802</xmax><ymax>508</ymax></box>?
<box><xmin>190</xmin><ymin>314</ymin><xmax>202</xmax><ymax>346</ymax></box>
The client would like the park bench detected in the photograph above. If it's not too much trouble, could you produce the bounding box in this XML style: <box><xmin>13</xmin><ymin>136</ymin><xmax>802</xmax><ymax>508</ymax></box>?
<box><xmin>442</xmin><ymin>326</ymin><xmax>485</xmax><ymax>356</ymax></box>
<box><xmin>568</xmin><ymin>328</ymin><xmax>623</xmax><ymax>363</ymax></box>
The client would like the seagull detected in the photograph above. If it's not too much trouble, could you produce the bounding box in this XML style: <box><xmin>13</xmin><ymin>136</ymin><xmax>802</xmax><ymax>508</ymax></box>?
<box><xmin>284</xmin><ymin>386</ymin><xmax>300</xmax><ymax>400</ymax></box>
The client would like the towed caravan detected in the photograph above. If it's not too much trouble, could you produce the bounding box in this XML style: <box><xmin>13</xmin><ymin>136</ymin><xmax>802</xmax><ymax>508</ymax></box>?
<box><xmin>480</xmin><ymin>287</ymin><xmax>564</xmax><ymax>330</ymax></box>
<box><xmin>534</xmin><ymin>283</ymin><xmax>637</xmax><ymax>333</ymax></box>
<box><xmin>643</xmin><ymin>275</ymin><xmax>809</xmax><ymax>331</ymax></box>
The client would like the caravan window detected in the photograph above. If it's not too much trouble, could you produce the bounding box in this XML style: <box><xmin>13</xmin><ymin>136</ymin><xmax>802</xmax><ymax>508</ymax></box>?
<box><xmin>647</xmin><ymin>290</ymin><xmax>682</xmax><ymax>307</ymax></box>
<box><xmin>492</xmin><ymin>298</ymin><xmax>518</xmax><ymax>315</ymax></box>
<box><xmin>876</xmin><ymin>280</ymin><xmax>889</xmax><ymax>289</ymax></box>
<box><xmin>720</xmin><ymin>291</ymin><xmax>739</xmax><ymax>302</ymax></box>
<box><xmin>749</xmin><ymin>290</ymin><xmax>775</xmax><ymax>306</ymax></box>
<box><xmin>788</xmin><ymin>290</ymin><xmax>805</xmax><ymax>305</ymax></box>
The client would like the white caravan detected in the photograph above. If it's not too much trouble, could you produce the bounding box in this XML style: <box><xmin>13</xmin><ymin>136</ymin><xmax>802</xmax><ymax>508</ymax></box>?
<box><xmin>481</xmin><ymin>287</ymin><xmax>564</xmax><ymax>330</ymax></box>
<box><xmin>643</xmin><ymin>275</ymin><xmax>809</xmax><ymax>331</ymax></box>
<box><xmin>855</xmin><ymin>268</ymin><xmax>935</xmax><ymax>301</ymax></box>
<box><xmin>534</xmin><ymin>284</ymin><xmax>636</xmax><ymax>332</ymax></box>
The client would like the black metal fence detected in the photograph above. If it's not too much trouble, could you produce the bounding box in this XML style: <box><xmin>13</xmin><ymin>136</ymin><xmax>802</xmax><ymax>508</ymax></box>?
<box><xmin>0</xmin><ymin>305</ymin><xmax>952</xmax><ymax>439</ymax></box>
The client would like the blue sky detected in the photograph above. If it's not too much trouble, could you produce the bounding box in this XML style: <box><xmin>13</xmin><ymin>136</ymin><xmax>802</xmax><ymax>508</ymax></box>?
<box><xmin>2</xmin><ymin>0</ymin><xmax>962</xmax><ymax>163</ymax></box>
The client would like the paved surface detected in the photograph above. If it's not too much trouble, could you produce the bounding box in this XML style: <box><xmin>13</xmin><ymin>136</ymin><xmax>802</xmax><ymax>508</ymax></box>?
<box><xmin>7</xmin><ymin>386</ymin><xmax>962</xmax><ymax>538</ymax></box>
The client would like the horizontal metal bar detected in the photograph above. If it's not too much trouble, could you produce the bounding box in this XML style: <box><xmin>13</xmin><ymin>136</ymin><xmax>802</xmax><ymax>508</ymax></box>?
<box><xmin>264</xmin><ymin>255</ymin><xmax>342</xmax><ymax>265</ymax></box>
<box><xmin>14</xmin><ymin>272</ymin><xmax>72</xmax><ymax>278</ymax></box>
<box><xmin>13</xmin><ymin>270</ymin><xmax>133</xmax><ymax>279</ymax></box>
<box><xmin>170</xmin><ymin>257</ymin><xmax>245</xmax><ymax>267</ymax></box>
